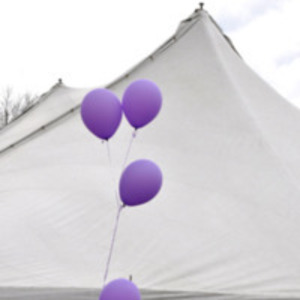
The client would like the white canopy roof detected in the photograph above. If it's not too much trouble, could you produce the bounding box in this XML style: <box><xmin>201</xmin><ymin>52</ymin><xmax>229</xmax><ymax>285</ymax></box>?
<box><xmin>1</xmin><ymin>8</ymin><xmax>300</xmax><ymax>300</ymax></box>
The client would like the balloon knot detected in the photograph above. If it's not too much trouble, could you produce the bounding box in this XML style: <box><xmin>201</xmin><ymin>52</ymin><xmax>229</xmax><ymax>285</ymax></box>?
<box><xmin>132</xmin><ymin>129</ymin><xmax>137</xmax><ymax>138</ymax></box>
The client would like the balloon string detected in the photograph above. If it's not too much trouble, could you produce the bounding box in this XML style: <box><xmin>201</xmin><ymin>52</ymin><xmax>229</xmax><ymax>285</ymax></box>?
<box><xmin>122</xmin><ymin>129</ymin><xmax>137</xmax><ymax>170</ymax></box>
<box><xmin>105</xmin><ymin>140</ymin><xmax>121</xmax><ymax>207</ymax></box>
<box><xmin>103</xmin><ymin>205</ymin><xmax>124</xmax><ymax>286</ymax></box>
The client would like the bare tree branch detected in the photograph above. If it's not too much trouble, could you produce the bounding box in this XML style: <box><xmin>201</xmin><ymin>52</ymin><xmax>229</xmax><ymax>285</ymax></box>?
<box><xmin>0</xmin><ymin>87</ymin><xmax>38</xmax><ymax>129</ymax></box>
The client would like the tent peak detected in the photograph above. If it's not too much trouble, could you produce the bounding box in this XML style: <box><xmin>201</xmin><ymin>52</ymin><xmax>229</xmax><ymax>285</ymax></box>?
<box><xmin>194</xmin><ymin>2</ymin><xmax>205</xmax><ymax>13</ymax></box>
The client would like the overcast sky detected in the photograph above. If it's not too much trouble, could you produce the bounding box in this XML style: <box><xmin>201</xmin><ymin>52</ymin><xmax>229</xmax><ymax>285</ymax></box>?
<box><xmin>0</xmin><ymin>0</ymin><xmax>299</xmax><ymax>108</ymax></box>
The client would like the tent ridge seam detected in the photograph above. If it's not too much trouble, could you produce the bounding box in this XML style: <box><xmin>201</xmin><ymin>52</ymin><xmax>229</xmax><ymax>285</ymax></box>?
<box><xmin>106</xmin><ymin>12</ymin><xmax>202</xmax><ymax>89</ymax></box>
<box><xmin>208</xmin><ymin>15</ymin><xmax>242</xmax><ymax>58</ymax></box>
<box><xmin>0</xmin><ymin>10</ymin><xmax>204</xmax><ymax>156</ymax></box>
<box><xmin>0</xmin><ymin>104</ymin><xmax>80</xmax><ymax>156</ymax></box>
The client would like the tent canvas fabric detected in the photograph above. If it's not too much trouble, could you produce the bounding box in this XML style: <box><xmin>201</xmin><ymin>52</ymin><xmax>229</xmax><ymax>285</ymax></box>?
<box><xmin>1</xmin><ymin>8</ymin><xmax>300</xmax><ymax>300</ymax></box>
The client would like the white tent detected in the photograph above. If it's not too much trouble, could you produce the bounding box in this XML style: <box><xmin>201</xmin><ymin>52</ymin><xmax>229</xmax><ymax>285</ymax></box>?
<box><xmin>1</xmin><ymin>7</ymin><xmax>300</xmax><ymax>300</ymax></box>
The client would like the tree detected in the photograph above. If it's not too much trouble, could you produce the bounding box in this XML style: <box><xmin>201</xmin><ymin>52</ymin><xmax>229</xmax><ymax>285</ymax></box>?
<box><xmin>0</xmin><ymin>87</ymin><xmax>38</xmax><ymax>129</ymax></box>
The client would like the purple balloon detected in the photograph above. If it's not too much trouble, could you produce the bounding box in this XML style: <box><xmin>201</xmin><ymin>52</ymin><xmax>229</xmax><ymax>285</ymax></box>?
<box><xmin>81</xmin><ymin>89</ymin><xmax>122</xmax><ymax>140</ymax></box>
<box><xmin>120</xmin><ymin>159</ymin><xmax>163</xmax><ymax>206</ymax></box>
<box><xmin>99</xmin><ymin>278</ymin><xmax>140</xmax><ymax>300</ymax></box>
<box><xmin>122</xmin><ymin>79</ymin><xmax>162</xmax><ymax>129</ymax></box>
